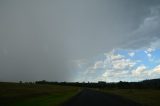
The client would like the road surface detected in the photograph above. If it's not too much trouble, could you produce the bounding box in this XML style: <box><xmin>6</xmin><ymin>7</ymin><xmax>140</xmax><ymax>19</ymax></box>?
<box><xmin>62</xmin><ymin>89</ymin><xmax>141</xmax><ymax>106</ymax></box>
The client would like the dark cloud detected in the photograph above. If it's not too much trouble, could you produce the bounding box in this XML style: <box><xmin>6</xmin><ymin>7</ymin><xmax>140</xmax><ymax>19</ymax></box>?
<box><xmin>0</xmin><ymin>0</ymin><xmax>160</xmax><ymax>82</ymax></box>
<box><xmin>122</xmin><ymin>5</ymin><xmax>160</xmax><ymax>49</ymax></box>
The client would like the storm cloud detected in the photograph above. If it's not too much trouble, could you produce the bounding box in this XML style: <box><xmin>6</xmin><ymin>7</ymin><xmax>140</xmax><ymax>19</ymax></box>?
<box><xmin>0</xmin><ymin>0</ymin><xmax>160</xmax><ymax>82</ymax></box>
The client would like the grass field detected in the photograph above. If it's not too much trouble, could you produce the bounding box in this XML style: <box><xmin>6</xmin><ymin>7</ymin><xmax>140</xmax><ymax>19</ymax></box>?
<box><xmin>1</xmin><ymin>82</ymin><xmax>160</xmax><ymax>106</ymax></box>
<box><xmin>101</xmin><ymin>88</ymin><xmax>160</xmax><ymax>106</ymax></box>
<box><xmin>0</xmin><ymin>82</ymin><xmax>80</xmax><ymax>106</ymax></box>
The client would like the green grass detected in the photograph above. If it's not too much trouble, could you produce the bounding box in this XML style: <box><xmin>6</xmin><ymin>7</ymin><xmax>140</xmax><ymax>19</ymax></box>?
<box><xmin>13</xmin><ymin>91</ymin><xmax>77</xmax><ymax>106</ymax></box>
<box><xmin>101</xmin><ymin>89</ymin><xmax>160</xmax><ymax>106</ymax></box>
<box><xmin>0</xmin><ymin>82</ymin><xmax>80</xmax><ymax>106</ymax></box>
<box><xmin>2</xmin><ymin>82</ymin><xmax>160</xmax><ymax>106</ymax></box>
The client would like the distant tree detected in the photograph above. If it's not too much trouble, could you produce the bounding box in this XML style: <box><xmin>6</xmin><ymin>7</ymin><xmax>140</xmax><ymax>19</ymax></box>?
<box><xmin>19</xmin><ymin>81</ymin><xmax>23</xmax><ymax>84</ymax></box>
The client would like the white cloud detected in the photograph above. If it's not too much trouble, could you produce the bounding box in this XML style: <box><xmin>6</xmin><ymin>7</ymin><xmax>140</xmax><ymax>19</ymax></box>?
<box><xmin>147</xmin><ymin>53</ymin><xmax>152</xmax><ymax>58</ymax></box>
<box><xmin>144</xmin><ymin>48</ymin><xmax>155</xmax><ymax>59</ymax></box>
<box><xmin>92</xmin><ymin>61</ymin><xmax>104</xmax><ymax>69</ymax></box>
<box><xmin>131</xmin><ymin>64</ymin><xmax>160</xmax><ymax>80</ymax></box>
<box><xmin>101</xmin><ymin>64</ymin><xmax>160</xmax><ymax>82</ymax></box>
<box><xmin>145</xmin><ymin>48</ymin><xmax>155</xmax><ymax>54</ymax></box>
<box><xmin>128</xmin><ymin>52</ymin><xmax>135</xmax><ymax>57</ymax></box>
<box><xmin>152</xmin><ymin>65</ymin><xmax>160</xmax><ymax>74</ymax></box>
<box><xmin>75</xmin><ymin>48</ymin><xmax>160</xmax><ymax>82</ymax></box>
<box><xmin>112</xmin><ymin>58</ymin><xmax>136</xmax><ymax>70</ymax></box>
<box><xmin>99</xmin><ymin>50</ymin><xmax>137</xmax><ymax>82</ymax></box>
<box><xmin>110</xmin><ymin>54</ymin><xmax>124</xmax><ymax>60</ymax></box>
<box><xmin>102</xmin><ymin>70</ymin><xmax>129</xmax><ymax>79</ymax></box>
<box><xmin>85</xmin><ymin>61</ymin><xmax>104</xmax><ymax>74</ymax></box>
<box><xmin>147</xmin><ymin>48</ymin><xmax>155</xmax><ymax>52</ymax></box>
<box><xmin>132</xmin><ymin>65</ymin><xmax>147</xmax><ymax>76</ymax></box>
<box><xmin>105</xmin><ymin>51</ymin><xmax>136</xmax><ymax>70</ymax></box>
<box><xmin>97</xmin><ymin>49</ymin><xmax>160</xmax><ymax>82</ymax></box>
<box><xmin>102</xmin><ymin>67</ymin><xmax>150</xmax><ymax>82</ymax></box>
<box><xmin>104</xmin><ymin>49</ymin><xmax>124</xmax><ymax>60</ymax></box>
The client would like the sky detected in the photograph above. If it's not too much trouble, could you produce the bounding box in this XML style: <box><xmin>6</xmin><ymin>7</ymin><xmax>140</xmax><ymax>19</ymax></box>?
<box><xmin>0</xmin><ymin>0</ymin><xmax>160</xmax><ymax>82</ymax></box>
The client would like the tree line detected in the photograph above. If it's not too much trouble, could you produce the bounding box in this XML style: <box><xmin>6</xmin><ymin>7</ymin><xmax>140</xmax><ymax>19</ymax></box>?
<box><xmin>33</xmin><ymin>78</ymin><xmax>160</xmax><ymax>89</ymax></box>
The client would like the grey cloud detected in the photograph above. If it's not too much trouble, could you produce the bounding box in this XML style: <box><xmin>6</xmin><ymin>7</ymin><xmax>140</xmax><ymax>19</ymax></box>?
<box><xmin>0</xmin><ymin>0</ymin><xmax>160</xmax><ymax>82</ymax></box>
<box><xmin>122</xmin><ymin>5</ymin><xmax>160</xmax><ymax>49</ymax></box>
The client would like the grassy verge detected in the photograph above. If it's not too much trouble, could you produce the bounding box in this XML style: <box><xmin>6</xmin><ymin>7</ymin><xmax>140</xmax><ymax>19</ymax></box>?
<box><xmin>101</xmin><ymin>88</ymin><xmax>160</xmax><ymax>106</ymax></box>
<box><xmin>13</xmin><ymin>91</ymin><xmax>77</xmax><ymax>106</ymax></box>
<box><xmin>0</xmin><ymin>82</ymin><xmax>80</xmax><ymax>106</ymax></box>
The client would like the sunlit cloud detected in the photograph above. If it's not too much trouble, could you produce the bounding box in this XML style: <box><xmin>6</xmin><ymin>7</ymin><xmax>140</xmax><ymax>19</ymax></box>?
<box><xmin>75</xmin><ymin>48</ymin><xmax>160</xmax><ymax>82</ymax></box>
<box><xmin>128</xmin><ymin>52</ymin><xmax>135</xmax><ymax>57</ymax></box>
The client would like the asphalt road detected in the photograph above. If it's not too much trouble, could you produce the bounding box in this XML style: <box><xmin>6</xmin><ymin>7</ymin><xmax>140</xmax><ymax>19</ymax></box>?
<box><xmin>62</xmin><ymin>89</ymin><xmax>142</xmax><ymax>106</ymax></box>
